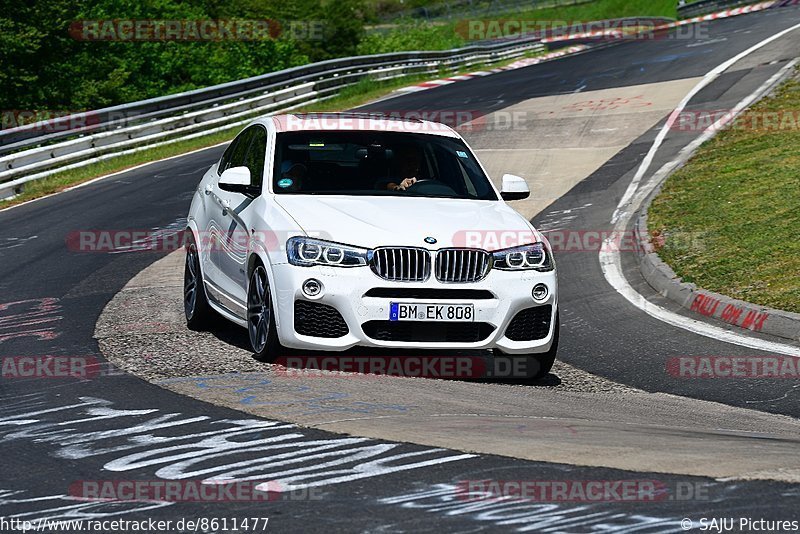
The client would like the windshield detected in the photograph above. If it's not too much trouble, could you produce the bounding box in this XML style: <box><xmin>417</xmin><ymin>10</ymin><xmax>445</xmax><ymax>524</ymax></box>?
<box><xmin>272</xmin><ymin>131</ymin><xmax>498</xmax><ymax>200</ymax></box>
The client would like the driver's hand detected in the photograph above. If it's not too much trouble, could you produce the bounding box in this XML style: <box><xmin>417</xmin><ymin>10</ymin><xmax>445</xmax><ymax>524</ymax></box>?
<box><xmin>393</xmin><ymin>177</ymin><xmax>417</xmax><ymax>191</ymax></box>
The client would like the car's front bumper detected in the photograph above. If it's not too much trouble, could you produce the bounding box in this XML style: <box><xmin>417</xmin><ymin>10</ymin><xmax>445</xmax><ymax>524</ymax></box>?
<box><xmin>270</xmin><ymin>263</ymin><xmax>557</xmax><ymax>354</ymax></box>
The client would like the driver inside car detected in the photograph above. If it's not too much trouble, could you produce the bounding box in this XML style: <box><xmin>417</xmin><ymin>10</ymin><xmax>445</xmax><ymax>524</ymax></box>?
<box><xmin>384</xmin><ymin>145</ymin><xmax>423</xmax><ymax>191</ymax></box>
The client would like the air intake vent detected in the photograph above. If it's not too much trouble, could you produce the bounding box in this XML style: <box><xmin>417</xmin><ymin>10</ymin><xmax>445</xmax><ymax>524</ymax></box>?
<box><xmin>364</xmin><ymin>288</ymin><xmax>495</xmax><ymax>300</ymax></box>
<box><xmin>435</xmin><ymin>249</ymin><xmax>491</xmax><ymax>283</ymax></box>
<box><xmin>294</xmin><ymin>301</ymin><xmax>349</xmax><ymax>338</ymax></box>
<box><xmin>505</xmin><ymin>305</ymin><xmax>552</xmax><ymax>341</ymax></box>
<box><xmin>370</xmin><ymin>247</ymin><xmax>431</xmax><ymax>282</ymax></box>
<box><xmin>362</xmin><ymin>321</ymin><xmax>495</xmax><ymax>343</ymax></box>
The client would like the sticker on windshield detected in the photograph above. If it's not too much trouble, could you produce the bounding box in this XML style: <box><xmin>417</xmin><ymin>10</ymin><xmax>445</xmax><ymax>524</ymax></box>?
<box><xmin>277</xmin><ymin>178</ymin><xmax>294</xmax><ymax>188</ymax></box>
<box><xmin>456</xmin><ymin>150</ymin><xmax>468</xmax><ymax>158</ymax></box>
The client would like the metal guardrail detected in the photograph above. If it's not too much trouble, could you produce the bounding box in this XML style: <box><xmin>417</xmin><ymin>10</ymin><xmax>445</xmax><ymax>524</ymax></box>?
<box><xmin>0</xmin><ymin>36</ymin><xmax>546</xmax><ymax>200</ymax></box>
<box><xmin>676</xmin><ymin>0</ymin><xmax>794</xmax><ymax>25</ymax></box>
<box><xmin>677</xmin><ymin>0</ymin><xmax>749</xmax><ymax>17</ymax></box>
<box><xmin>0</xmin><ymin>37</ymin><xmax>542</xmax><ymax>152</ymax></box>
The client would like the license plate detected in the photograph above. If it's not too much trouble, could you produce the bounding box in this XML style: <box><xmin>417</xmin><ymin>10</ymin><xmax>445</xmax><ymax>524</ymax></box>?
<box><xmin>389</xmin><ymin>303</ymin><xmax>474</xmax><ymax>322</ymax></box>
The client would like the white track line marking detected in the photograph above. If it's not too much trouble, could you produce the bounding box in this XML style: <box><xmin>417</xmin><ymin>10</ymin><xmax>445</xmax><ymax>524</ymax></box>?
<box><xmin>611</xmin><ymin>21</ymin><xmax>800</xmax><ymax>224</ymax></box>
<box><xmin>600</xmin><ymin>30</ymin><xmax>800</xmax><ymax>357</ymax></box>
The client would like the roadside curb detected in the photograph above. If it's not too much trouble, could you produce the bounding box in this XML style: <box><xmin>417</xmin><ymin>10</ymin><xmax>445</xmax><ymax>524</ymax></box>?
<box><xmin>635</xmin><ymin>210</ymin><xmax>800</xmax><ymax>343</ymax></box>
<box><xmin>632</xmin><ymin>68</ymin><xmax>800</xmax><ymax>344</ymax></box>
<box><xmin>395</xmin><ymin>44</ymin><xmax>593</xmax><ymax>93</ymax></box>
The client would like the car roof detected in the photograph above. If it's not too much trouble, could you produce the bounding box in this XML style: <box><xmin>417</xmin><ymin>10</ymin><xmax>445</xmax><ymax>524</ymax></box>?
<box><xmin>264</xmin><ymin>112</ymin><xmax>462</xmax><ymax>138</ymax></box>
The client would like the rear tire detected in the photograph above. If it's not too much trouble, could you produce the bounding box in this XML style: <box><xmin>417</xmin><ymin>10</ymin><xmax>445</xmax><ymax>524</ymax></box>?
<box><xmin>184</xmin><ymin>232</ymin><xmax>213</xmax><ymax>330</ymax></box>
<box><xmin>494</xmin><ymin>311</ymin><xmax>559</xmax><ymax>381</ymax></box>
<box><xmin>247</xmin><ymin>262</ymin><xmax>285</xmax><ymax>362</ymax></box>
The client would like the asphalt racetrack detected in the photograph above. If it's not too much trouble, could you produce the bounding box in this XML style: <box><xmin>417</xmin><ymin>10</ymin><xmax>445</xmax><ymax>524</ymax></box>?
<box><xmin>1</xmin><ymin>6</ymin><xmax>799</xmax><ymax>532</ymax></box>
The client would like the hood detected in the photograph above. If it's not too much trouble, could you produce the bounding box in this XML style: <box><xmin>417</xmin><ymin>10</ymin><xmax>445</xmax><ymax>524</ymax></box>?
<box><xmin>273</xmin><ymin>195</ymin><xmax>540</xmax><ymax>251</ymax></box>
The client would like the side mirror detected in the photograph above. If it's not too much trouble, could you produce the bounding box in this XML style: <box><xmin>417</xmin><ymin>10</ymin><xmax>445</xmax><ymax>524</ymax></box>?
<box><xmin>500</xmin><ymin>174</ymin><xmax>530</xmax><ymax>201</ymax></box>
<box><xmin>218</xmin><ymin>166</ymin><xmax>257</xmax><ymax>196</ymax></box>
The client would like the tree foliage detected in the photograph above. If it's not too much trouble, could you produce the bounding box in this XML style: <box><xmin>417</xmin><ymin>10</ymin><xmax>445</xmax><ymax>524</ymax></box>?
<box><xmin>0</xmin><ymin>0</ymin><xmax>366</xmax><ymax>113</ymax></box>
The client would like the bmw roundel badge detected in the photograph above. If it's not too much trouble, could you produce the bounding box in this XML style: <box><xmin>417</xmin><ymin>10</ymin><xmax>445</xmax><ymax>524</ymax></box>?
<box><xmin>424</xmin><ymin>237</ymin><xmax>437</xmax><ymax>244</ymax></box>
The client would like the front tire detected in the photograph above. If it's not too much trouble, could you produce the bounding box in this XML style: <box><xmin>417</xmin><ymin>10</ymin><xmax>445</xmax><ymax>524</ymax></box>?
<box><xmin>247</xmin><ymin>263</ymin><xmax>284</xmax><ymax>362</ymax></box>
<box><xmin>184</xmin><ymin>232</ymin><xmax>213</xmax><ymax>330</ymax></box>
<box><xmin>494</xmin><ymin>311</ymin><xmax>559</xmax><ymax>381</ymax></box>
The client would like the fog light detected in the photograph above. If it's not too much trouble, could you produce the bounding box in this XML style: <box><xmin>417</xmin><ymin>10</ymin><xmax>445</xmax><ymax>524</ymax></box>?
<box><xmin>532</xmin><ymin>283</ymin><xmax>549</xmax><ymax>301</ymax></box>
<box><xmin>302</xmin><ymin>278</ymin><xmax>322</xmax><ymax>297</ymax></box>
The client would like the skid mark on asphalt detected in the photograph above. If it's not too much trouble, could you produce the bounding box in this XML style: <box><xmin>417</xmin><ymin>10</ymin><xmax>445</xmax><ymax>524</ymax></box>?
<box><xmin>687</xmin><ymin>37</ymin><xmax>729</xmax><ymax>47</ymax></box>
<box><xmin>0</xmin><ymin>298</ymin><xmax>63</xmax><ymax>344</ymax></box>
<box><xmin>561</xmin><ymin>95</ymin><xmax>653</xmax><ymax>113</ymax></box>
<box><xmin>535</xmin><ymin>204</ymin><xmax>593</xmax><ymax>232</ymax></box>
<box><xmin>422</xmin><ymin>414</ymin><xmax>579</xmax><ymax>437</ymax></box>
<box><xmin>0</xmin><ymin>393</ymin><xmax>475</xmax><ymax>495</ymax></box>
<box><xmin>0</xmin><ymin>236</ymin><xmax>38</xmax><ymax>251</ymax></box>
<box><xmin>108</xmin><ymin>217</ymin><xmax>188</xmax><ymax>254</ymax></box>
<box><xmin>631</xmin><ymin>48</ymin><xmax>714</xmax><ymax>65</ymax></box>
<box><xmin>744</xmin><ymin>382</ymin><xmax>800</xmax><ymax>404</ymax></box>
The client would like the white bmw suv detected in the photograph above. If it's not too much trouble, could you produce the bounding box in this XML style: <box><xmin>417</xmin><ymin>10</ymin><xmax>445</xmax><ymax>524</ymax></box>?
<box><xmin>185</xmin><ymin>113</ymin><xmax>559</xmax><ymax>378</ymax></box>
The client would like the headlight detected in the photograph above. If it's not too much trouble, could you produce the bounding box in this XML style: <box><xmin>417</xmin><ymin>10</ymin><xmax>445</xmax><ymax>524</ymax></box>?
<box><xmin>287</xmin><ymin>237</ymin><xmax>368</xmax><ymax>267</ymax></box>
<box><xmin>492</xmin><ymin>242</ymin><xmax>553</xmax><ymax>271</ymax></box>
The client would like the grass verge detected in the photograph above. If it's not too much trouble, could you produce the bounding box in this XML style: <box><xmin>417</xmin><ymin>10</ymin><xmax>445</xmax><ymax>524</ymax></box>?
<box><xmin>647</xmin><ymin>72</ymin><xmax>800</xmax><ymax>313</ymax></box>
<box><xmin>359</xmin><ymin>0</ymin><xmax>677</xmax><ymax>54</ymax></box>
